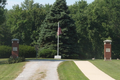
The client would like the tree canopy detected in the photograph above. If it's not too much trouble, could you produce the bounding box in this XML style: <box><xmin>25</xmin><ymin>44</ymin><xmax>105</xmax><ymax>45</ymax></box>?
<box><xmin>1</xmin><ymin>0</ymin><xmax>120</xmax><ymax>59</ymax></box>
<box><xmin>6</xmin><ymin>0</ymin><xmax>51</xmax><ymax>45</ymax></box>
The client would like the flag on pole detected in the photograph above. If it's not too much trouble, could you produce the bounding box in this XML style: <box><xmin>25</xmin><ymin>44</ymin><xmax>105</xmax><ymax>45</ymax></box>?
<box><xmin>57</xmin><ymin>22</ymin><xmax>62</xmax><ymax>36</ymax></box>
<box><xmin>54</xmin><ymin>22</ymin><xmax>62</xmax><ymax>59</ymax></box>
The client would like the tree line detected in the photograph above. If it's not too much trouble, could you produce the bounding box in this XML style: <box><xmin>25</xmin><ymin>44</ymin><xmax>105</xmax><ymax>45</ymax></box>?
<box><xmin>0</xmin><ymin>0</ymin><xmax>120</xmax><ymax>59</ymax></box>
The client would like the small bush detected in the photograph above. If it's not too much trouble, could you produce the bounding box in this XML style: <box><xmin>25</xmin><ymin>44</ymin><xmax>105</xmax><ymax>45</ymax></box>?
<box><xmin>70</xmin><ymin>54</ymin><xmax>80</xmax><ymax>59</ymax></box>
<box><xmin>61</xmin><ymin>54</ymin><xmax>69</xmax><ymax>59</ymax></box>
<box><xmin>38</xmin><ymin>49</ymin><xmax>57</xmax><ymax>58</ymax></box>
<box><xmin>0</xmin><ymin>45</ymin><xmax>11</xmax><ymax>58</ymax></box>
<box><xmin>8</xmin><ymin>56</ymin><xmax>25</xmax><ymax>64</ymax></box>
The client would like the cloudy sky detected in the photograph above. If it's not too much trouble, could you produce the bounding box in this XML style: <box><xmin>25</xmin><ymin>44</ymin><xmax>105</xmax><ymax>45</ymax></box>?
<box><xmin>5</xmin><ymin>0</ymin><xmax>94</xmax><ymax>10</ymax></box>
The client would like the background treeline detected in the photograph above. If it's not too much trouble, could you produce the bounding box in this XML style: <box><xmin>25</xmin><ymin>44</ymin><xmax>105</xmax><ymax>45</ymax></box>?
<box><xmin>0</xmin><ymin>0</ymin><xmax>120</xmax><ymax>59</ymax></box>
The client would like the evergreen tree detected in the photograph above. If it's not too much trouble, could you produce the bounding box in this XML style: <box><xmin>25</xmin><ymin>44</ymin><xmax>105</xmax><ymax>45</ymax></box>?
<box><xmin>37</xmin><ymin>0</ymin><xmax>79</xmax><ymax>58</ymax></box>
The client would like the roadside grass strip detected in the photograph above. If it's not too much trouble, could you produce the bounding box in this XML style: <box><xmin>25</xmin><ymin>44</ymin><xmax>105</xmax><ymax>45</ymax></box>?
<box><xmin>57</xmin><ymin>61</ymin><xmax>88</xmax><ymax>80</ymax></box>
<box><xmin>90</xmin><ymin>60</ymin><xmax>120</xmax><ymax>80</ymax></box>
<box><xmin>0</xmin><ymin>58</ymin><xmax>26</xmax><ymax>80</ymax></box>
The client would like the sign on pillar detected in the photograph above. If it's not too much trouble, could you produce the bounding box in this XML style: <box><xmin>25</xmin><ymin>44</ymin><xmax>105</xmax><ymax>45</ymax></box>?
<box><xmin>103</xmin><ymin>40</ymin><xmax>112</xmax><ymax>60</ymax></box>
<box><xmin>12</xmin><ymin>39</ymin><xmax>19</xmax><ymax>58</ymax></box>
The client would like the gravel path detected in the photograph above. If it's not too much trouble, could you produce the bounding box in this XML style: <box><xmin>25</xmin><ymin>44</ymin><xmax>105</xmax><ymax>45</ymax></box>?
<box><xmin>74</xmin><ymin>61</ymin><xmax>115</xmax><ymax>80</ymax></box>
<box><xmin>15</xmin><ymin>60</ymin><xmax>63</xmax><ymax>80</ymax></box>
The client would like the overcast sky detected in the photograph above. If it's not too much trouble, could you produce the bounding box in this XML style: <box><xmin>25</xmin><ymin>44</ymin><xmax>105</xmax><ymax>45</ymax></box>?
<box><xmin>5</xmin><ymin>0</ymin><xmax>94</xmax><ymax>10</ymax></box>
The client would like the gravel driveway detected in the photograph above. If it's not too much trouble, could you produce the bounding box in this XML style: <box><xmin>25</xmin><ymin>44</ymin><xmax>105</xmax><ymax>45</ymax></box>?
<box><xmin>15</xmin><ymin>59</ymin><xmax>63</xmax><ymax>80</ymax></box>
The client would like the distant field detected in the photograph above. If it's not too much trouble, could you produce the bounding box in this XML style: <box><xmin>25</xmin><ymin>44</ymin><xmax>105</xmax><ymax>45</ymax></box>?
<box><xmin>90</xmin><ymin>60</ymin><xmax>120</xmax><ymax>80</ymax></box>
<box><xmin>57</xmin><ymin>61</ymin><xmax>89</xmax><ymax>80</ymax></box>
<box><xmin>0</xmin><ymin>58</ymin><xmax>26</xmax><ymax>80</ymax></box>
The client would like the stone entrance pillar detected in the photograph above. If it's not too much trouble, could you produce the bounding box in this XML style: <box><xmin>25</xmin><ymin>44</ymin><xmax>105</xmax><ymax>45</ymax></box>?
<box><xmin>103</xmin><ymin>40</ymin><xmax>112</xmax><ymax>60</ymax></box>
<box><xmin>12</xmin><ymin>39</ymin><xmax>19</xmax><ymax>58</ymax></box>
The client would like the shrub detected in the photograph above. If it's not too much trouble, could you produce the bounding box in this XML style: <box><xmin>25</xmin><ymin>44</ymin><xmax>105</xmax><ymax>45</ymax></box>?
<box><xmin>8</xmin><ymin>56</ymin><xmax>25</xmax><ymax>64</ymax></box>
<box><xmin>19</xmin><ymin>45</ymin><xmax>36</xmax><ymax>58</ymax></box>
<box><xmin>61</xmin><ymin>54</ymin><xmax>69</xmax><ymax>59</ymax></box>
<box><xmin>38</xmin><ymin>49</ymin><xmax>57</xmax><ymax>58</ymax></box>
<box><xmin>0</xmin><ymin>45</ymin><xmax>11</xmax><ymax>58</ymax></box>
<box><xmin>0</xmin><ymin>45</ymin><xmax>36</xmax><ymax>58</ymax></box>
<box><xmin>70</xmin><ymin>54</ymin><xmax>80</xmax><ymax>59</ymax></box>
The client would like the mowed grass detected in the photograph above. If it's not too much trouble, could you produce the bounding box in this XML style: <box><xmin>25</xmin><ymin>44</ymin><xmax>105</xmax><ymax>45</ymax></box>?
<box><xmin>57</xmin><ymin>61</ymin><xmax>88</xmax><ymax>80</ymax></box>
<box><xmin>0</xmin><ymin>58</ymin><xmax>26</xmax><ymax>80</ymax></box>
<box><xmin>90</xmin><ymin>60</ymin><xmax>120</xmax><ymax>80</ymax></box>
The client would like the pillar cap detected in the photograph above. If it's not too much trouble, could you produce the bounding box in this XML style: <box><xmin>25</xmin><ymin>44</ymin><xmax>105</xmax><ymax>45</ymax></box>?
<box><xmin>103</xmin><ymin>40</ymin><xmax>112</xmax><ymax>43</ymax></box>
<box><xmin>12</xmin><ymin>39</ymin><xmax>19</xmax><ymax>41</ymax></box>
<box><xmin>12</xmin><ymin>39</ymin><xmax>19</xmax><ymax>43</ymax></box>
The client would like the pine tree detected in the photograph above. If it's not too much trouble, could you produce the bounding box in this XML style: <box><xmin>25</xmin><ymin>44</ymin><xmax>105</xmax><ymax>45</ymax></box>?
<box><xmin>37</xmin><ymin>0</ymin><xmax>79</xmax><ymax>58</ymax></box>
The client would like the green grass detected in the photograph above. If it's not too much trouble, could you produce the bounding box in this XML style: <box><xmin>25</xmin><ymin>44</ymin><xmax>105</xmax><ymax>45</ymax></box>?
<box><xmin>57</xmin><ymin>61</ymin><xmax>89</xmax><ymax>80</ymax></box>
<box><xmin>0</xmin><ymin>58</ymin><xmax>26</xmax><ymax>80</ymax></box>
<box><xmin>90</xmin><ymin>60</ymin><xmax>120</xmax><ymax>80</ymax></box>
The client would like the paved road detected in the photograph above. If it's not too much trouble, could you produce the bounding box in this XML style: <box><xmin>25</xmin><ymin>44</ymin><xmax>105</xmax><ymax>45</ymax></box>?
<box><xmin>15</xmin><ymin>60</ymin><xmax>63</xmax><ymax>80</ymax></box>
<box><xmin>74</xmin><ymin>61</ymin><xmax>115</xmax><ymax>80</ymax></box>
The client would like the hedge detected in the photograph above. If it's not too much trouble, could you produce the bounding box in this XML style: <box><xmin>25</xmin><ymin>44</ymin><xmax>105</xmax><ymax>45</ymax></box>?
<box><xmin>38</xmin><ymin>49</ymin><xmax>57</xmax><ymax>58</ymax></box>
<box><xmin>19</xmin><ymin>45</ymin><xmax>36</xmax><ymax>58</ymax></box>
<box><xmin>0</xmin><ymin>45</ymin><xmax>36</xmax><ymax>58</ymax></box>
<box><xmin>0</xmin><ymin>45</ymin><xmax>11</xmax><ymax>58</ymax></box>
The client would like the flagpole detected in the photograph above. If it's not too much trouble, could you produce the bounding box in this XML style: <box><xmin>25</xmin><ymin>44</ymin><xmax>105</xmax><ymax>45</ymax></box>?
<box><xmin>57</xmin><ymin>22</ymin><xmax>59</xmax><ymax>56</ymax></box>
<box><xmin>54</xmin><ymin>22</ymin><xmax>61</xmax><ymax>59</ymax></box>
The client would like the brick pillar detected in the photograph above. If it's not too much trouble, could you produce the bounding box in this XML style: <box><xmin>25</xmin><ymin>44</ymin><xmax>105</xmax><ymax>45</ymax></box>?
<box><xmin>12</xmin><ymin>39</ymin><xmax>19</xmax><ymax>58</ymax></box>
<box><xmin>103</xmin><ymin>40</ymin><xmax>112</xmax><ymax>60</ymax></box>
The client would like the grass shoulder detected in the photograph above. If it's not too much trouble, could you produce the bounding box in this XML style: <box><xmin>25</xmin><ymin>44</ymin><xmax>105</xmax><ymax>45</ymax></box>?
<box><xmin>0</xmin><ymin>58</ymin><xmax>26</xmax><ymax>80</ymax></box>
<box><xmin>57</xmin><ymin>61</ymin><xmax>89</xmax><ymax>80</ymax></box>
<box><xmin>89</xmin><ymin>59</ymin><xmax>120</xmax><ymax>80</ymax></box>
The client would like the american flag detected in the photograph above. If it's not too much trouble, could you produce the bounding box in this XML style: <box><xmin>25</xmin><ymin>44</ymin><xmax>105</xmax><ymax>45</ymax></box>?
<box><xmin>57</xmin><ymin>22</ymin><xmax>62</xmax><ymax>36</ymax></box>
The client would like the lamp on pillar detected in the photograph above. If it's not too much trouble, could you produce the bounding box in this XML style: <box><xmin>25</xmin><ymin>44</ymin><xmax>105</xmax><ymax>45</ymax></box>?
<box><xmin>11</xmin><ymin>39</ymin><xmax>19</xmax><ymax>58</ymax></box>
<box><xmin>103</xmin><ymin>40</ymin><xmax>112</xmax><ymax>60</ymax></box>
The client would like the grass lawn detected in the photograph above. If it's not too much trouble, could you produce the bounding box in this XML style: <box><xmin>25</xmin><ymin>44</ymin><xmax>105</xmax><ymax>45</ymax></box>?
<box><xmin>0</xmin><ymin>58</ymin><xmax>26</xmax><ymax>80</ymax></box>
<box><xmin>90</xmin><ymin>60</ymin><xmax>120</xmax><ymax>80</ymax></box>
<box><xmin>57</xmin><ymin>61</ymin><xmax>89</xmax><ymax>80</ymax></box>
